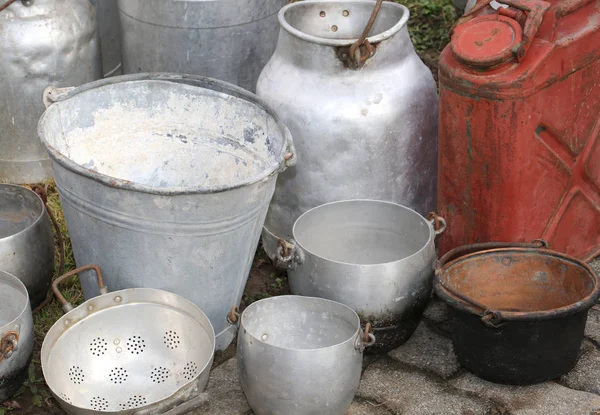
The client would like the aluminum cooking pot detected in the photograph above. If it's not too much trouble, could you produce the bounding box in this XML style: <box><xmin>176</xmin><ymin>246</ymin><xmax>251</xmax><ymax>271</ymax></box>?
<box><xmin>41</xmin><ymin>265</ymin><xmax>215</xmax><ymax>414</ymax></box>
<box><xmin>276</xmin><ymin>200</ymin><xmax>445</xmax><ymax>352</ymax></box>
<box><xmin>236</xmin><ymin>295</ymin><xmax>375</xmax><ymax>415</ymax></box>
<box><xmin>0</xmin><ymin>270</ymin><xmax>34</xmax><ymax>401</ymax></box>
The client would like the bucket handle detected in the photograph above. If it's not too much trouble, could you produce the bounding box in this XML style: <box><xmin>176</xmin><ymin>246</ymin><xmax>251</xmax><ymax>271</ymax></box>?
<box><xmin>52</xmin><ymin>264</ymin><xmax>108</xmax><ymax>313</ymax></box>
<box><xmin>434</xmin><ymin>239</ymin><xmax>549</xmax><ymax>328</ymax></box>
<box><xmin>275</xmin><ymin>239</ymin><xmax>305</xmax><ymax>270</ymax></box>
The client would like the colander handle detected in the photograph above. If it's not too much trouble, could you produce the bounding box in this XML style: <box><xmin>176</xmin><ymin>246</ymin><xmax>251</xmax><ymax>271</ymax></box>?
<box><xmin>52</xmin><ymin>264</ymin><xmax>108</xmax><ymax>313</ymax></box>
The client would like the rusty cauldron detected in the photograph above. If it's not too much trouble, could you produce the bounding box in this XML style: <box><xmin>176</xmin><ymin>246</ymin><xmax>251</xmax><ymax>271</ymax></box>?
<box><xmin>434</xmin><ymin>240</ymin><xmax>600</xmax><ymax>385</ymax></box>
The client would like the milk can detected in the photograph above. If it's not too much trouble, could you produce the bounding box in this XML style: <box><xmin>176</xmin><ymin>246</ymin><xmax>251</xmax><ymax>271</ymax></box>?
<box><xmin>118</xmin><ymin>0</ymin><xmax>287</xmax><ymax>92</ymax></box>
<box><xmin>257</xmin><ymin>0</ymin><xmax>439</xmax><ymax>260</ymax></box>
<box><xmin>0</xmin><ymin>0</ymin><xmax>102</xmax><ymax>184</ymax></box>
<box><xmin>90</xmin><ymin>0</ymin><xmax>122</xmax><ymax>77</ymax></box>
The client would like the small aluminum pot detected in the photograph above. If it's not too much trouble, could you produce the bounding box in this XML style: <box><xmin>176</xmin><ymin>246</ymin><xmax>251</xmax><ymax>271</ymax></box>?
<box><xmin>276</xmin><ymin>200</ymin><xmax>445</xmax><ymax>353</ymax></box>
<box><xmin>236</xmin><ymin>296</ymin><xmax>375</xmax><ymax>415</ymax></box>
<box><xmin>0</xmin><ymin>184</ymin><xmax>55</xmax><ymax>308</ymax></box>
<box><xmin>0</xmin><ymin>270</ymin><xmax>34</xmax><ymax>401</ymax></box>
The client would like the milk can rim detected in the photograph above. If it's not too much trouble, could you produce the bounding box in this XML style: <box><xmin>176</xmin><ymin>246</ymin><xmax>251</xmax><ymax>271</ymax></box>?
<box><xmin>279</xmin><ymin>0</ymin><xmax>410</xmax><ymax>47</ymax></box>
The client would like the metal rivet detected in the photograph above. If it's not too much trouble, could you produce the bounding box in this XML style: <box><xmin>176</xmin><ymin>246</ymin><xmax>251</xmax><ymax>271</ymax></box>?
<box><xmin>88</xmin><ymin>305</ymin><xmax>93</xmax><ymax>311</ymax></box>
<box><xmin>114</xmin><ymin>339</ymin><xmax>120</xmax><ymax>345</ymax></box>
<box><xmin>115</xmin><ymin>296</ymin><xmax>122</xmax><ymax>303</ymax></box>
<box><xmin>331</xmin><ymin>25</ymin><xmax>338</xmax><ymax>32</ymax></box>
<box><xmin>65</xmin><ymin>320</ymin><xmax>70</xmax><ymax>326</ymax></box>
<box><xmin>261</xmin><ymin>334</ymin><xmax>268</xmax><ymax>341</ymax></box>
<box><xmin>116</xmin><ymin>347</ymin><xmax>122</xmax><ymax>353</ymax></box>
<box><xmin>343</xmin><ymin>10</ymin><xmax>349</xmax><ymax>16</ymax></box>
<box><xmin>319</xmin><ymin>11</ymin><xmax>326</xmax><ymax>17</ymax></box>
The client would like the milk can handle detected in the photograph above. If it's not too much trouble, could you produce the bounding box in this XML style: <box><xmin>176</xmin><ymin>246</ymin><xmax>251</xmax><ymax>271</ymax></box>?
<box><xmin>453</xmin><ymin>0</ymin><xmax>551</xmax><ymax>61</ymax></box>
<box><xmin>275</xmin><ymin>239</ymin><xmax>305</xmax><ymax>270</ymax></box>
<box><xmin>52</xmin><ymin>264</ymin><xmax>108</xmax><ymax>313</ymax></box>
<box><xmin>30</xmin><ymin>185</ymin><xmax>65</xmax><ymax>314</ymax></box>
<box><xmin>0</xmin><ymin>0</ymin><xmax>31</xmax><ymax>13</ymax></box>
<box><xmin>347</xmin><ymin>0</ymin><xmax>384</xmax><ymax>69</ymax></box>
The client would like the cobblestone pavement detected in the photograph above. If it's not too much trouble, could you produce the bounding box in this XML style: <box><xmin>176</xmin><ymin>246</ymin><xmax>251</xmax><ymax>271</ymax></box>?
<box><xmin>190</xmin><ymin>259</ymin><xmax>600</xmax><ymax>415</ymax></box>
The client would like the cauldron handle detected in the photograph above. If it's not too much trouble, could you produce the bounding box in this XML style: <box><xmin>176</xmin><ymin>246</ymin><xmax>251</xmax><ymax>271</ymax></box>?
<box><xmin>52</xmin><ymin>264</ymin><xmax>108</xmax><ymax>313</ymax></box>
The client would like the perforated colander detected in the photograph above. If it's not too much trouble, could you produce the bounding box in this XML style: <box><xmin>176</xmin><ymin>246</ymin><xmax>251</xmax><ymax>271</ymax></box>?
<box><xmin>41</xmin><ymin>265</ymin><xmax>215</xmax><ymax>415</ymax></box>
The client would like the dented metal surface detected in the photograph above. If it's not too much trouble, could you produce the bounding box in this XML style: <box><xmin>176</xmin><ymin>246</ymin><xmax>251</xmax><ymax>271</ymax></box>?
<box><xmin>90</xmin><ymin>0</ymin><xmax>123</xmax><ymax>77</ymax></box>
<box><xmin>435</xmin><ymin>242</ymin><xmax>600</xmax><ymax>384</ymax></box>
<box><xmin>117</xmin><ymin>0</ymin><xmax>286</xmax><ymax>92</ymax></box>
<box><xmin>37</xmin><ymin>73</ymin><xmax>294</xmax><ymax>351</ymax></box>
<box><xmin>279</xmin><ymin>200</ymin><xmax>442</xmax><ymax>353</ymax></box>
<box><xmin>0</xmin><ymin>0</ymin><xmax>101</xmax><ymax>184</ymax></box>
<box><xmin>258</xmin><ymin>1</ymin><xmax>439</xmax><ymax>262</ymax></box>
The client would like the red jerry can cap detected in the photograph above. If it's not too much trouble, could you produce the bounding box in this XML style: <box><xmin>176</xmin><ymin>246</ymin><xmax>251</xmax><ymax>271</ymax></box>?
<box><xmin>451</xmin><ymin>15</ymin><xmax>523</xmax><ymax>69</ymax></box>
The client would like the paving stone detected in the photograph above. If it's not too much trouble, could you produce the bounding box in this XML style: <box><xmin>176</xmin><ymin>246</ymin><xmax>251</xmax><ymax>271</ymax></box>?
<box><xmin>586</xmin><ymin>307</ymin><xmax>600</xmax><ymax>345</ymax></box>
<box><xmin>191</xmin><ymin>358</ymin><xmax>250</xmax><ymax>415</ymax></box>
<box><xmin>388</xmin><ymin>322</ymin><xmax>461</xmax><ymax>379</ymax></box>
<box><xmin>589</xmin><ymin>258</ymin><xmax>600</xmax><ymax>276</ymax></box>
<box><xmin>559</xmin><ymin>340</ymin><xmax>600</xmax><ymax>396</ymax></box>
<box><xmin>423</xmin><ymin>296</ymin><xmax>451</xmax><ymax>324</ymax></box>
<box><xmin>451</xmin><ymin>372</ymin><xmax>600</xmax><ymax>415</ymax></box>
<box><xmin>357</xmin><ymin>357</ymin><xmax>490</xmax><ymax>415</ymax></box>
<box><xmin>348</xmin><ymin>400</ymin><xmax>397</xmax><ymax>415</ymax></box>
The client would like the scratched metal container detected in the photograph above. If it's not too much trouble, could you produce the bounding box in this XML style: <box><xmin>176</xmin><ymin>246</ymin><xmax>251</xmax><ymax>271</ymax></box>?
<box><xmin>0</xmin><ymin>270</ymin><xmax>34</xmax><ymax>401</ymax></box>
<box><xmin>277</xmin><ymin>200</ymin><xmax>445</xmax><ymax>353</ymax></box>
<box><xmin>0</xmin><ymin>0</ymin><xmax>101</xmax><ymax>184</ymax></box>
<box><xmin>258</xmin><ymin>0</ymin><xmax>438</xmax><ymax>261</ymax></box>
<box><xmin>38</xmin><ymin>73</ymin><xmax>295</xmax><ymax>351</ymax></box>
<box><xmin>90</xmin><ymin>0</ymin><xmax>123</xmax><ymax>77</ymax></box>
<box><xmin>118</xmin><ymin>0</ymin><xmax>287</xmax><ymax>92</ymax></box>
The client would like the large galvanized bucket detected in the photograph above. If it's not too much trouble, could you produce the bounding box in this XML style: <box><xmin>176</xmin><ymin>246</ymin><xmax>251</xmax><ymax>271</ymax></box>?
<box><xmin>38</xmin><ymin>73</ymin><xmax>295</xmax><ymax>351</ymax></box>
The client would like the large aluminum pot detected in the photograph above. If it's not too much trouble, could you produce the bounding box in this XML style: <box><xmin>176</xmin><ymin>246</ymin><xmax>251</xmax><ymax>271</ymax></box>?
<box><xmin>0</xmin><ymin>0</ymin><xmax>101</xmax><ymax>184</ymax></box>
<box><xmin>118</xmin><ymin>0</ymin><xmax>287</xmax><ymax>92</ymax></box>
<box><xmin>0</xmin><ymin>184</ymin><xmax>54</xmax><ymax>309</ymax></box>
<box><xmin>0</xmin><ymin>270</ymin><xmax>34</xmax><ymax>401</ymax></box>
<box><xmin>237</xmin><ymin>296</ymin><xmax>375</xmax><ymax>415</ymax></box>
<box><xmin>38</xmin><ymin>73</ymin><xmax>295</xmax><ymax>351</ymax></box>
<box><xmin>258</xmin><ymin>0</ymin><xmax>439</xmax><ymax>261</ymax></box>
<box><xmin>90</xmin><ymin>0</ymin><xmax>123</xmax><ymax>77</ymax></box>
<box><xmin>277</xmin><ymin>200</ymin><xmax>445</xmax><ymax>353</ymax></box>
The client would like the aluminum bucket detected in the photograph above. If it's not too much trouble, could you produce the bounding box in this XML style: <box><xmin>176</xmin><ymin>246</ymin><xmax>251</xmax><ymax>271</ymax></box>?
<box><xmin>237</xmin><ymin>296</ymin><xmax>375</xmax><ymax>415</ymax></box>
<box><xmin>277</xmin><ymin>200</ymin><xmax>445</xmax><ymax>352</ymax></box>
<box><xmin>38</xmin><ymin>73</ymin><xmax>295</xmax><ymax>351</ymax></box>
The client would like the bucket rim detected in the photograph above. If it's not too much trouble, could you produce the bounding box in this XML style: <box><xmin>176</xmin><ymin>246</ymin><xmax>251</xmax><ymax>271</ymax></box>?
<box><xmin>0</xmin><ymin>270</ymin><xmax>30</xmax><ymax>331</ymax></box>
<box><xmin>0</xmin><ymin>184</ymin><xmax>47</xmax><ymax>242</ymax></box>
<box><xmin>279</xmin><ymin>0</ymin><xmax>410</xmax><ymax>47</ymax></box>
<box><xmin>434</xmin><ymin>247</ymin><xmax>600</xmax><ymax>322</ymax></box>
<box><xmin>37</xmin><ymin>73</ymin><xmax>294</xmax><ymax>196</ymax></box>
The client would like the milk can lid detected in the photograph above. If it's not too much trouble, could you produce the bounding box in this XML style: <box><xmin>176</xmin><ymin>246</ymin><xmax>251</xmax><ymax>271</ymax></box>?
<box><xmin>451</xmin><ymin>15</ymin><xmax>523</xmax><ymax>69</ymax></box>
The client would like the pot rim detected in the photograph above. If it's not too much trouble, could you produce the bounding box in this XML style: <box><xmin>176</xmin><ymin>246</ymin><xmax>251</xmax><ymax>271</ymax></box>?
<box><xmin>292</xmin><ymin>199</ymin><xmax>435</xmax><ymax>267</ymax></box>
<box><xmin>434</xmin><ymin>248</ymin><xmax>600</xmax><ymax>321</ymax></box>
<box><xmin>41</xmin><ymin>287</ymin><xmax>215</xmax><ymax>413</ymax></box>
<box><xmin>0</xmin><ymin>270</ymin><xmax>30</xmax><ymax>331</ymax></box>
<box><xmin>0</xmin><ymin>184</ymin><xmax>46</xmax><ymax>242</ymax></box>
<box><xmin>279</xmin><ymin>0</ymin><xmax>410</xmax><ymax>47</ymax></box>
<box><xmin>38</xmin><ymin>73</ymin><xmax>293</xmax><ymax>196</ymax></box>
<box><xmin>240</xmin><ymin>295</ymin><xmax>362</xmax><ymax>352</ymax></box>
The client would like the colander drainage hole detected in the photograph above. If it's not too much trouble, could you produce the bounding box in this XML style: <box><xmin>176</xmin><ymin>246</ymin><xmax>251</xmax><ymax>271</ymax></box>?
<box><xmin>150</xmin><ymin>367</ymin><xmax>170</xmax><ymax>383</ymax></box>
<box><xmin>68</xmin><ymin>366</ymin><xmax>85</xmax><ymax>384</ymax></box>
<box><xmin>109</xmin><ymin>367</ymin><xmax>128</xmax><ymax>384</ymax></box>
<box><xmin>120</xmin><ymin>395</ymin><xmax>147</xmax><ymax>409</ymax></box>
<box><xmin>90</xmin><ymin>396</ymin><xmax>109</xmax><ymax>411</ymax></box>
<box><xmin>126</xmin><ymin>335</ymin><xmax>146</xmax><ymax>355</ymax></box>
<box><xmin>182</xmin><ymin>361</ymin><xmax>198</xmax><ymax>380</ymax></box>
<box><xmin>90</xmin><ymin>337</ymin><xmax>108</xmax><ymax>356</ymax></box>
<box><xmin>164</xmin><ymin>330</ymin><xmax>181</xmax><ymax>350</ymax></box>
<box><xmin>60</xmin><ymin>393</ymin><xmax>72</xmax><ymax>404</ymax></box>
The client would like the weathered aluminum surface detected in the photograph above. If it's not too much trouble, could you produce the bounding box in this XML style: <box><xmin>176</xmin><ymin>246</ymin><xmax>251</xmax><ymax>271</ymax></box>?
<box><xmin>0</xmin><ymin>270</ymin><xmax>34</xmax><ymax>401</ymax></box>
<box><xmin>0</xmin><ymin>185</ymin><xmax>54</xmax><ymax>308</ymax></box>
<box><xmin>42</xmin><ymin>266</ymin><xmax>215</xmax><ymax>414</ymax></box>
<box><xmin>435</xmin><ymin>242</ymin><xmax>600</xmax><ymax>385</ymax></box>
<box><xmin>0</xmin><ymin>0</ymin><xmax>101</xmax><ymax>184</ymax></box>
<box><xmin>258</xmin><ymin>0</ymin><xmax>438</xmax><ymax>261</ymax></box>
<box><xmin>238</xmin><ymin>296</ymin><xmax>371</xmax><ymax>415</ymax></box>
<box><xmin>118</xmin><ymin>0</ymin><xmax>287</xmax><ymax>92</ymax></box>
<box><xmin>38</xmin><ymin>73</ymin><xmax>295</xmax><ymax>351</ymax></box>
<box><xmin>90</xmin><ymin>0</ymin><xmax>122</xmax><ymax>77</ymax></box>
<box><xmin>280</xmin><ymin>200</ymin><xmax>440</xmax><ymax>352</ymax></box>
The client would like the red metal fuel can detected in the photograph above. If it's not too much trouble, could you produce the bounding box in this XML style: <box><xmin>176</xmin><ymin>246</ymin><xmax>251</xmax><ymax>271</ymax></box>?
<box><xmin>438</xmin><ymin>0</ymin><xmax>600</xmax><ymax>260</ymax></box>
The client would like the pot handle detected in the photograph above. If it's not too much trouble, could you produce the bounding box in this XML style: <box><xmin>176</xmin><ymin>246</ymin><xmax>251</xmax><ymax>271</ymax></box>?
<box><xmin>355</xmin><ymin>323</ymin><xmax>376</xmax><ymax>353</ymax></box>
<box><xmin>275</xmin><ymin>239</ymin><xmax>305</xmax><ymax>270</ymax></box>
<box><xmin>0</xmin><ymin>331</ymin><xmax>19</xmax><ymax>364</ymax></box>
<box><xmin>428</xmin><ymin>212</ymin><xmax>447</xmax><ymax>236</ymax></box>
<box><xmin>226</xmin><ymin>306</ymin><xmax>241</xmax><ymax>325</ymax></box>
<box><xmin>30</xmin><ymin>185</ymin><xmax>65</xmax><ymax>314</ymax></box>
<box><xmin>52</xmin><ymin>264</ymin><xmax>108</xmax><ymax>313</ymax></box>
